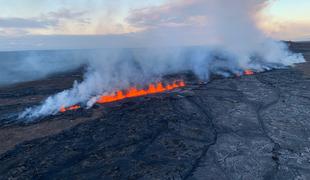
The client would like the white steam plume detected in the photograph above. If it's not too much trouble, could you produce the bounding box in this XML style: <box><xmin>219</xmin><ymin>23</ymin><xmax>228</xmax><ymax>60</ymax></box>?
<box><xmin>20</xmin><ymin>0</ymin><xmax>305</xmax><ymax>119</ymax></box>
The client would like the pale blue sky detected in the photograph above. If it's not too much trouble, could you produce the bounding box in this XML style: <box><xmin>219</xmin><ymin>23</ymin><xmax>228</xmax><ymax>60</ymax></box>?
<box><xmin>267</xmin><ymin>0</ymin><xmax>310</xmax><ymax>21</ymax></box>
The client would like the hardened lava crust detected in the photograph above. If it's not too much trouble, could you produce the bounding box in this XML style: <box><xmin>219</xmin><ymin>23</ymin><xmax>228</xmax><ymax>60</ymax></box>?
<box><xmin>0</xmin><ymin>42</ymin><xmax>309</xmax><ymax>179</ymax></box>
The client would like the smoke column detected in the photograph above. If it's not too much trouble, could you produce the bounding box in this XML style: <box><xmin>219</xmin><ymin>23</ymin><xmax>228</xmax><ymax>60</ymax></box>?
<box><xmin>20</xmin><ymin>0</ymin><xmax>305</xmax><ymax>119</ymax></box>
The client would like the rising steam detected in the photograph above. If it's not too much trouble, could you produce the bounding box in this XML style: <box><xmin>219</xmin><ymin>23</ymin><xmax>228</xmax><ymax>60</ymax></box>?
<box><xmin>19</xmin><ymin>0</ymin><xmax>305</xmax><ymax>119</ymax></box>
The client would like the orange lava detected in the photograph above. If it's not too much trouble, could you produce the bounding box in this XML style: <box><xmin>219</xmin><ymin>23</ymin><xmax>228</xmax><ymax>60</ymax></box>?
<box><xmin>60</xmin><ymin>80</ymin><xmax>186</xmax><ymax>113</ymax></box>
<box><xmin>60</xmin><ymin>105</ymin><xmax>81</xmax><ymax>113</ymax></box>
<box><xmin>97</xmin><ymin>80</ymin><xmax>186</xmax><ymax>104</ymax></box>
<box><xmin>244</xmin><ymin>69</ymin><xmax>254</xmax><ymax>75</ymax></box>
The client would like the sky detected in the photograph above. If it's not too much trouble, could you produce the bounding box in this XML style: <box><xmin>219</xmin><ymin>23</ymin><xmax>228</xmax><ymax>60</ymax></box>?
<box><xmin>0</xmin><ymin>0</ymin><xmax>309</xmax><ymax>51</ymax></box>
<box><xmin>263</xmin><ymin>0</ymin><xmax>310</xmax><ymax>40</ymax></box>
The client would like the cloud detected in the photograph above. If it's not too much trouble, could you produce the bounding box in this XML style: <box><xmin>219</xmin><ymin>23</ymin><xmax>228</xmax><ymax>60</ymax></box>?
<box><xmin>47</xmin><ymin>9</ymin><xmax>87</xmax><ymax>19</ymax></box>
<box><xmin>43</xmin><ymin>8</ymin><xmax>90</xmax><ymax>24</ymax></box>
<box><xmin>261</xmin><ymin>19</ymin><xmax>310</xmax><ymax>41</ymax></box>
<box><xmin>0</xmin><ymin>17</ymin><xmax>55</xmax><ymax>28</ymax></box>
<box><xmin>126</xmin><ymin>0</ymin><xmax>207</xmax><ymax>28</ymax></box>
<box><xmin>127</xmin><ymin>0</ymin><xmax>268</xmax><ymax>29</ymax></box>
<box><xmin>0</xmin><ymin>0</ymin><xmax>273</xmax><ymax>50</ymax></box>
<box><xmin>0</xmin><ymin>9</ymin><xmax>89</xmax><ymax>35</ymax></box>
<box><xmin>127</xmin><ymin>0</ymin><xmax>310</xmax><ymax>41</ymax></box>
<box><xmin>124</xmin><ymin>0</ymin><xmax>272</xmax><ymax>48</ymax></box>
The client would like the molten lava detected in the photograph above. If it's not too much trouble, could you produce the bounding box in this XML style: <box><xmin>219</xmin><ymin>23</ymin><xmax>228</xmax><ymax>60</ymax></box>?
<box><xmin>244</xmin><ymin>69</ymin><xmax>254</xmax><ymax>75</ymax></box>
<box><xmin>60</xmin><ymin>105</ymin><xmax>81</xmax><ymax>113</ymax></box>
<box><xmin>97</xmin><ymin>80</ymin><xmax>185</xmax><ymax>104</ymax></box>
<box><xmin>60</xmin><ymin>80</ymin><xmax>186</xmax><ymax>113</ymax></box>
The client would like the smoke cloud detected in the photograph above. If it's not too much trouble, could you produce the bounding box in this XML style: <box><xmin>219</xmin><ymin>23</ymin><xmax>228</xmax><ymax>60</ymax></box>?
<box><xmin>20</xmin><ymin>0</ymin><xmax>305</xmax><ymax>119</ymax></box>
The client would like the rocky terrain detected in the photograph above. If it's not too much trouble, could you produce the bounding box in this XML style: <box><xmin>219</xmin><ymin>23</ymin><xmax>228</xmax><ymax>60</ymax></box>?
<box><xmin>0</xmin><ymin>42</ymin><xmax>309</xmax><ymax>179</ymax></box>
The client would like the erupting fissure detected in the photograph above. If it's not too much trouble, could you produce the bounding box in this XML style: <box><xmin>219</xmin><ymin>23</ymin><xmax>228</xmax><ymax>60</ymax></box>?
<box><xmin>59</xmin><ymin>69</ymin><xmax>254</xmax><ymax>113</ymax></box>
<box><xmin>97</xmin><ymin>81</ymin><xmax>185</xmax><ymax>104</ymax></box>
<box><xmin>59</xmin><ymin>80</ymin><xmax>186</xmax><ymax>113</ymax></box>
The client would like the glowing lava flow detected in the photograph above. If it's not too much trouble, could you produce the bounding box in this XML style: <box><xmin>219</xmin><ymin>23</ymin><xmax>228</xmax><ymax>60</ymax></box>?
<box><xmin>59</xmin><ymin>80</ymin><xmax>186</xmax><ymax>113</ymax></box>
<box><xmin>97</xmin><ymin>81</ymin><xmax>185</xmax><ymax>104</ymax></box>
<box><xmin>60</xmin><ymin>105</ymin><xmax>81</xmax><ymax>113</ymax></box>
<box><xmin>244</xmin><ymin>69</ymin><xmax>254</xmax><ymax>75</ymax></box>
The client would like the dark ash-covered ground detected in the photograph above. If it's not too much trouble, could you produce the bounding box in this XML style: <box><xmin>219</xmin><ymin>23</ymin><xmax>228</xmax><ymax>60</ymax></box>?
<box><xmin>0</xmin><ymin>42</ymin><xmax>309</xmax><ymax>179</ymax></box>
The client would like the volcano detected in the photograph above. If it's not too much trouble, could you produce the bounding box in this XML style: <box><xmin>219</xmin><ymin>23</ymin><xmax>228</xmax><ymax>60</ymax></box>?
<box><xmin>0</xmin><ymin>42</ymin><xmax>309</xmax><ymax>179</ymax></box>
